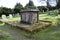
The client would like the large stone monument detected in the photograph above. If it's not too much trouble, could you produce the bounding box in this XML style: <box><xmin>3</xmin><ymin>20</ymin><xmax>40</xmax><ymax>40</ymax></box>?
<box><xmin>20</xmin><ymin>9</ymin><xmax>39</xmax><ymax>24</ymax></box>
<box><xmin>6</xmin><ymin>8</ymin><xmax>51</xmax><ymax>32</ymax></box>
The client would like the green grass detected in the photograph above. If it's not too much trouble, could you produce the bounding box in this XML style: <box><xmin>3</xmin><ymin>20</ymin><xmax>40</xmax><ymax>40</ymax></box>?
<box><xmin>29</xmin><ymin>26</ymin><xmax>60</xmax><ymax>40</ymax></box>
<box><xmin>6</xmin><ymin>17</ymin><xmax>20</xmax><ymax>21</ymax></box>
<box><xmin>0</xmin><ymin>30</ymin><xmax>14</xmax><ymax>40</ymax></box>
<box><xmin>39</xmin><ymin>14</ymin><xmax>58</xmax><ymax>21</ymax></box>
<box><xmin>0</xmin><ymin>17</ymin><xmax>20</xmax><ymax>22</ymax></box>
<box><xmin>39</xmin><ymin>14</ymin><xmax>60</xmax><ymax>26</ymax></box>
<box><xmin>0</xmin><ymin>22</ymin><xmax>60</xmax><ymax>40</ymax></box>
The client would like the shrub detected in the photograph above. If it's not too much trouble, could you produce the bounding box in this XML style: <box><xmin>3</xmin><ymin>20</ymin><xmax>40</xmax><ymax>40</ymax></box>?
<box><xmin>48</xmin><ymin>11</ymin><xmax>58</xmax><ymax>16</ymax></box>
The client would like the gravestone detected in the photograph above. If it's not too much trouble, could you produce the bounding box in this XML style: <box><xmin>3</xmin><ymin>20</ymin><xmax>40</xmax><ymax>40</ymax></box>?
<box><xmin>2</xmin><ymin>15</ymin><xmax>6</xmax><ymax>21</ymax></box>
<box><xmin>58</xmin><ymin>9</ymin><xmax>60</xmax><ymax>14</ymax></box>
<box><xmin>20</xmin><ymin>9</ymin><xmax>39</xmax><ymax>24</ymax></box>
<box><xmin>13</xmin><ymin>14</ymin><xmax>14</xmax><ymax>17</ymax></box>
<box><xmin>9</xmin><ymin>14</ymin><xmax>13</xmax><ymax>18</ymax></box>
<box><xmin>16</xmin><ymin>13</ymin><xmax>20</xmax><ymax>17</ymax></box>
<box><xmin>43</xmin><ymin>10</ymin><xmax>44</xmax><ymax>13</ymax></box>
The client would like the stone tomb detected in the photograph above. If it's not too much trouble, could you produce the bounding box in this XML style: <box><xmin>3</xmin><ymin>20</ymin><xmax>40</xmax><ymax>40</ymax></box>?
<box><xmin>20</xmin><ymin>9</ymin><xmax>39</xmax><ymax>24</ymax></box>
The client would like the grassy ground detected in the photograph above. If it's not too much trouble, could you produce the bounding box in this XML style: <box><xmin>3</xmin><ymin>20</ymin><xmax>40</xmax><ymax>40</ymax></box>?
<box><xmin>29</xmin><ymin>25</ymin><xmax>60</xmax><ymax>40</ymax></box>
<box><xmin>0</xmin><ymin>23</ymin><xmax>34</xmax><ymax>40</ymax></box>
<box><xmin>0</xmin><ymin>23</ymin><xmax>60</xmax><ymax>40</ymax></box>
<box><xmin>39</xmin><ymin>14</ymin><xmax>60</xmax><ymax>26</ymax></box>
<box><xmin>0</xmin><ymin>13</ymin><xmax>60</xmax><ymax>40</ymax></box>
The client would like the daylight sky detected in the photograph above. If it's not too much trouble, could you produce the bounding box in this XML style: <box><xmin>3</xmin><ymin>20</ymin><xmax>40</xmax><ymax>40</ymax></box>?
<box><xmin>0</xmin><ymin>0</ymin><xmax>57</xmax><ymax>8</ymax></box>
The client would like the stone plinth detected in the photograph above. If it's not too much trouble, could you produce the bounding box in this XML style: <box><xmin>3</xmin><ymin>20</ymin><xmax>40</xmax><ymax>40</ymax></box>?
<box><xmin>5</xmin><ymin>20</ymin><xmax>51</xmax><ymax>32</ymax></box>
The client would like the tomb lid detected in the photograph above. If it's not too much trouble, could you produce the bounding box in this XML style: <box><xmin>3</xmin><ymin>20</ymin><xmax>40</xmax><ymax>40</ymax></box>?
<box><xmin>20</xmin><ymin>8</ymin><xmax>39</xmax><ymax>12</ymax></box>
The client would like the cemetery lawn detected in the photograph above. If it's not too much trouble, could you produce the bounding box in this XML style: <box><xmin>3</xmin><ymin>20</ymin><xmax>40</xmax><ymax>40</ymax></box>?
<box><xmin>0</xmin><ymin>14</ymin><xmax>60</xmax><ymax>40</ymax></box>
<box><xmin>0</xmin><ymin>17</ymin><xmax>20</xmax><ymax>22</ymax></box>
<box><xmin>39</xmin><ymin>14</ymin><xmax>59</xmax><ymax>26</ymax></box>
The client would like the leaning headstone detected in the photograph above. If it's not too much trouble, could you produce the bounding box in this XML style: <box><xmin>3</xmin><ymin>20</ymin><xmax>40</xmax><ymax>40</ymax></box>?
<box><xmin>2</xmin><ymin>15</ymin><xmax>6</xmax><ymax>21</ymax></box>
<box><xmin>13</xmin><ymin>14</ymin><xmax>14</xmax><ymax>17</ymax></box>
<box><xmin>43</xmin><ymin>10</ymin><xmax>44</xmax><ymax>13</ymax></box>
<box><xmin>9</xmin><ymin>14</ymin><xmax>13</xmax><ymax>18</ymax></box>
<box><xmin>15</xmin><ymin>13</ymin><xmax>20</xmax><ymax>17</ymax></box>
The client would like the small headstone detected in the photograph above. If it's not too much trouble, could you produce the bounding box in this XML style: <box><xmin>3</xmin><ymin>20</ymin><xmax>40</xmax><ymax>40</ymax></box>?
<box><xmin>13</xmin><ymin>14</ymin><xmax>14</xmax><ymax>17</ymax></box>
<box><xmin>9</xmin><ymin>14</ymin><xmax>13</xmax><ymax>18</ymax></box>
<box><xmin>16</xmin><ymin>13</ymin><xmax>20</xmax><ymax>17</ymax></box>
<box><xmin>2</xmin><ymin>15</ymin><xmax>6</xmax><ymax>21</ymax></box>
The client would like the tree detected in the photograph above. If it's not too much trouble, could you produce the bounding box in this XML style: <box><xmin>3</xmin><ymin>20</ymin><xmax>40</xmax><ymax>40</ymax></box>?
<box><xmin>47</xmin><ymin>0</ymin><xmax>57</xmax><ymax>11</ymax></box>
<box><xmin>37</xmin><ymin>6</ymin><xmax>47</xmax><ymax>12</ymax></box>
<box><xmin>2</xmin><ymin>7</ymin><xmax>13</xmax><ymax>16</ymax></box>
<box><xmin>0</xmin><ymin>7</ymin><xmax>13</xmax><ymax>16</ymax></box>
<box><xmin>0</xmin><ymin>7</ymin><xmax>3</xmax><ymax>16</ymax></box>
<box><xmin>56</xmin><ymin>0</ymin><xmax>60</xmax><ymax>9</ymax></box>
<box><xmin>14</xmin><ymin>3</ymin><xmax>23</xmax><ymax>13</ymax></box>
<box><xmin>25</xmin><ymin>0</ymin><xmax>36</xmax><ymax>9</ymax></box>
<box><xmin>47</xmin><ymin>0</ymin><xmax>51</xmax><ymax>11</ymax></box>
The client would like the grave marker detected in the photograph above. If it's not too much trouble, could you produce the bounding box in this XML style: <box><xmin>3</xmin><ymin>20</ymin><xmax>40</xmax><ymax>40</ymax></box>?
<box><xmin>9</xmin><ymin>14</ymin><xmax>13</xmax><ymax>18</ymax></box>
<box><xmin>2</xmin><ymin>15</ymin><xmax>6</xmax><ymax>21</ymax></box>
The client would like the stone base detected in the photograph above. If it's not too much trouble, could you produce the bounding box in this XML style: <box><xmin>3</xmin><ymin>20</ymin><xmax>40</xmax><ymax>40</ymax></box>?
<box><xmin>20</xmin><ymin>21</ymin><xmax>31</xmax><ymax>25</ymax></box>
<box><xmin>6</xmin><ymin>20</ymin><xmax>51</xmax><ymax>32</ymax></box>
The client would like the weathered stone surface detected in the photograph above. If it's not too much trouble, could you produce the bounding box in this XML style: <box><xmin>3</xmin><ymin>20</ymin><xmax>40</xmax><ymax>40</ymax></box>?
<box><xmin>6</xmin><ymin>21</ymin><xmax>51</xmax><ymax>32</ymax></box>
<box><xmin>20</xmin><ymin>9</ymin><xmax>39</xmax><ymax>12</ymax></box>
<box><xmin>20</xmin><ymin>9</ymin><xmax>39</xmax><ymax>24</ymax></box>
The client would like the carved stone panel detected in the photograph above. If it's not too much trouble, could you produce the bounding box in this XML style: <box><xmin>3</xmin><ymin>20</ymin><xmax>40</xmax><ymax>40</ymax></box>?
<box><xmin>20</xmin><ymin>9</ymin><xmax>39</xmax><ymax>24</ymax></box>
<box><xmin>25</xmin><ymin>13</ymin><xmax>30</xmax><ymax>22</ymax></box>
<box><xmin>32</xmin><ymin>13</ymin><xmax>37</xmax><ymax>23</ymax></box>
<box><xmin>21</xmin><ymin>13</ymin><xmax>26</xmax><ymax>21</ymax></box>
